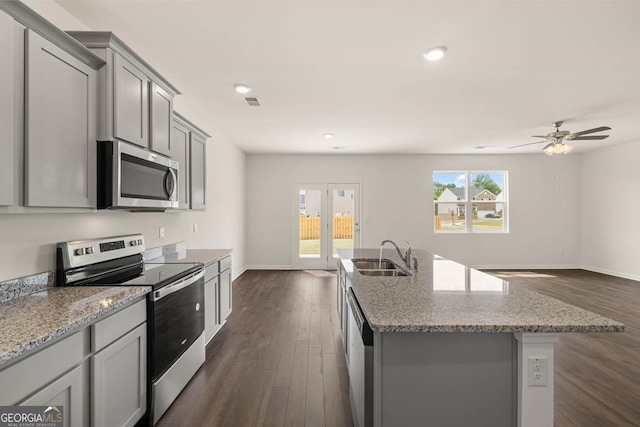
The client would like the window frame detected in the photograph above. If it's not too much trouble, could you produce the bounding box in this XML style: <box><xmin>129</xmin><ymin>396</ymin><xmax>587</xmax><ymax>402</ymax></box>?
<box><xmin>433</xmin><ymin>170</ymin><xmax>508</xmax><ymax>234</ymax></box>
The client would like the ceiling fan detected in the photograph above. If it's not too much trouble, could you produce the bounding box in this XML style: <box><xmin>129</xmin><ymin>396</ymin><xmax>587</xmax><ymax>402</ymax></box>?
<box><xmin>509</xmin><ymin>121</ymin><xmax>611</xmax><ymax>155</ymax></box>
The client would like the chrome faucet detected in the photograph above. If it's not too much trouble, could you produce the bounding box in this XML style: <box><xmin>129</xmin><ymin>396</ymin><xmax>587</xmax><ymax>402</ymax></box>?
<box><xmin>380</xmin><ymin>239</ymin><xmax>413</xmax><ymax>269</ymax></box>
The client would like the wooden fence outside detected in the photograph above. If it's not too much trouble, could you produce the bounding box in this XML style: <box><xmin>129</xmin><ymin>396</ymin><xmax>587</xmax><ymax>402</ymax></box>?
<box><xmin>299</xmin><ymin>216</ymin><xmax>353</xmax><ymax>240</ymax></box>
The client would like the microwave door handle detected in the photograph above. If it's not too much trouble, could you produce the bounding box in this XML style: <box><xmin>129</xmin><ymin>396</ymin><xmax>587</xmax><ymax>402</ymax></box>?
<box><xmin>164</xmin><ymin>169</ymin><xmax>177</xmax><ymax>198</ymax></box>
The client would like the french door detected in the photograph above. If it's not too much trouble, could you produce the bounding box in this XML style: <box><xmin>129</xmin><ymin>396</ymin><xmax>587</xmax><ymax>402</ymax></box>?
<box><xmin>293</xmin><ymin>183</ymin><xmax>360</xmax><ymax>269</ymax></box>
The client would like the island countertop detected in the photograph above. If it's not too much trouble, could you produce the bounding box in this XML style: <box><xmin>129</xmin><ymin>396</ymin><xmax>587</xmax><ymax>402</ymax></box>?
<box><xmin>338</xmin><ymin>248</ymin><xmax>624</xmax><ymax>334</ymax></box>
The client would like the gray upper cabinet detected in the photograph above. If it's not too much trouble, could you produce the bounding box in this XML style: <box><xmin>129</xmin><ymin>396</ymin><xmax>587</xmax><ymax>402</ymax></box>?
<box><xmin>66</xmin><ymin>32</ymin><xmax>180</xmax><ymax>154</ymax></box>
<box><xmin>114</xmin><ymin>54</ymin><xmax>149</xmax><ymax>148</ymax></box>
<box><xmin>25</xmin><ymin>29</ymin><xmax>97</xmax><ymax>208</ymax></box>
<box><xmin>171</xmin><ymin>119</ymin><xmax>190</xmax><ymax>209</ymax></box>
<box><xmin>173</xmin><ymin>112</ymin><xmax>210</xmax><ymax>211</ymax></box>
<box><xmin>0</xmin><ymin>10</ymin><xmax>14</xmax><ymax>206</ymax></box>
<box><xmin>190</xmin><ymin>133</ymin><xmax>206</xmax><ymax>210</ymax></box>
<box><xmin>150</xmin><ymin>82</ymin><xmax>173</xmax><ymax>156</ymax></box>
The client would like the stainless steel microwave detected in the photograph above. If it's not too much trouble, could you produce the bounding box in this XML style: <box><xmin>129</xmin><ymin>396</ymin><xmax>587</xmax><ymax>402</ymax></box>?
<box><xmin>97</xmin><ymin>140</ymin><xmax>179</xmax><ymax>210</ymax></box>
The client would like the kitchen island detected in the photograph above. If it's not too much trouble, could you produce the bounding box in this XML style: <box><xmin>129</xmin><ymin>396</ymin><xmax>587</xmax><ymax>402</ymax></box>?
<box><xmin>337</xmin><ymin>248</ymin><xmax>623</xmax><ymax>427</ymax></box>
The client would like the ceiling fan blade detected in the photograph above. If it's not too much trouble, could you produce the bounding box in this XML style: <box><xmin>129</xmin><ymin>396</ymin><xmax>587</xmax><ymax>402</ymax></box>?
<box><xmin>571</xmin><ymin>135</ymin><xmax>609</xmax><ymax>140</ymax></box>
<box><xmin>571</xmin><ymin>126</ymin><xmax>611</xmax><ymax>137</ymax></box>
<box><xmin>531</xmin><ymin>135</ymin><xmax>548</xmax><ymax>138</ymax></box>
<box><xmin>509</xmin><ymin>141</ymin><xmax>545</xmax><ymax>149</ymax></box>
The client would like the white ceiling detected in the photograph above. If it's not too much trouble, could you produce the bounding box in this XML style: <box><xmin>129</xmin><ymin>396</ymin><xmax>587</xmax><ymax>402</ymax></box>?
<box><xmin>54</xmin><ymin>0</ymin><xmax>640</xmax><ymax>155</ymax></box>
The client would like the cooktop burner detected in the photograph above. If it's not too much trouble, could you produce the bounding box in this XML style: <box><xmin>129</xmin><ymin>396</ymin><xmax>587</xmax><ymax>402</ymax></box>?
<box><xmin>124</xmin><ymin>262</ymin><xmax>203</xmax><ymax>290</ymax></box>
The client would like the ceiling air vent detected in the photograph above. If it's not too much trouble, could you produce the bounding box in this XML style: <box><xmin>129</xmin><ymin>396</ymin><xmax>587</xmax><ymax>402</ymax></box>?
<box><xmin>245</xmin><ymin>97</ymin><xmax>260</xmax><ymax>107</ymax></box>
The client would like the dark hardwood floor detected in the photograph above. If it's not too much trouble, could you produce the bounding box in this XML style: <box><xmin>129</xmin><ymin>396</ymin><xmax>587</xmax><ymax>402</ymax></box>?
<box><xmin>487</xmin><ymin>269</ymin><xmax>640</xmax><ymax>426</ymax></box>
<box><xmin>157</xmin><ymin>268</ymin><xmax>639</xmax><ymax>427</ymax></box>
<box><xmin>156</xmin><ymin>270</ymin><xmax>352</xmax><ymax>427</ymax></box>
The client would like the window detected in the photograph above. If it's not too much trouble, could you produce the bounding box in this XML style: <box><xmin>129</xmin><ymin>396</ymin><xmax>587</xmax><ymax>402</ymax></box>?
<box><xmin>337</xmin><ymin>190</ymin><xmax>345</xmax><ymax>197</ymax></box>
<box><xmin>433</xmin><ymin>171</ymin><xmax>508</xmax><ymax>233</ymax></box>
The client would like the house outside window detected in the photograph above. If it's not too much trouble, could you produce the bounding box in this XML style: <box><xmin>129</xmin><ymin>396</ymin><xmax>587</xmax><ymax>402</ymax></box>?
<box><xmin>433</xmin><ymin>171</ymin><xmax>508</xmax><ymax>233</ymax></box>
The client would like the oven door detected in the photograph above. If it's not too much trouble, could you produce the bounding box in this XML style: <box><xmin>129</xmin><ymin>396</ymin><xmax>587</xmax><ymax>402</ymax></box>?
<box><xmin>150</xmin><ymin>270</ymin><xmax>205</xmax><ymax>380</ymax></box>
<box><xmin>99</xmin><ymin>140</ymin><xmax>179</xmax><ymax>209</ymax></box>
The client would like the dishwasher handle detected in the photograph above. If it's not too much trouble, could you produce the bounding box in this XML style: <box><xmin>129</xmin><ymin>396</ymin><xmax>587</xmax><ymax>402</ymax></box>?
<box><xmin>348</xmin><ymin>288</ymin><xmax>374</xmax><ymax>346</ymax></box>
<box><xmin>151</xmin><ymin>270</ymin><xmax>205</xmax><ymax>301</ymax></box>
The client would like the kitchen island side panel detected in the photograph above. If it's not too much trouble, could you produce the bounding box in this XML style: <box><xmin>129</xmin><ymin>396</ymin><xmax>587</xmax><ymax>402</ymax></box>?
<box><xmin>377</xmin><ymin>332</ymin><xmax>515</xmax><ymax>427</ymax></box>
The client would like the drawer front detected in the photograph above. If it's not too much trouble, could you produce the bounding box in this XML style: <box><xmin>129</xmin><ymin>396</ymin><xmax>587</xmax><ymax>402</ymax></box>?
<box><xmin>219</xmin><ymin>255</ymin><xmax>232</xmax><ymax>273</ymax></box>
<box><xmin>205</xmin><ymin>262</ymin><xmax>219</xmax><ymax>283</ymax></box>
<box><xmin>92</xmin><ymin>299</ymin><xmax>146</xmax><ymax>353</ymax></box>
<box><xmin>0</xmin><ymin>331</ymin><xmax>84</xmax><ymax>405</ymax></box>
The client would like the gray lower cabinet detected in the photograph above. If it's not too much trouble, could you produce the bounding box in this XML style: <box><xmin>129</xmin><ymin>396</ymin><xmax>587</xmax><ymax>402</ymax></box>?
<box><xmin>25</xmin><ymin>29</ymin><xmax>97</xmax><ymax>208</ymax></box>
<box><xmin>219</xmin><ymin>263</ymin><xmax>232</xmax><ymax>322</ymax></box>
<box><xmin>190</xmin><ymin>133</ymin><xmax>206</xmax><ymax>210</ymax></box>
<box><xmin>171</xmin><ymin>120</ymin><xmax>190</xmax><ymax>209</ymax></box>
<box><xmin>91</xmin><ymin>323</ymin><xmax>147</xmax><ymax>427</ymax></box>
<box><xmin>114</xmin><ymin>53</ymin><xmax>149</xmax><ymax>148</ymax></box>
<box><xmin>204</xmin><ymin>275</ymin><xmax>220</xmax><ymax>343</ymax></box>
<box><xmin>20</xmin><ymin>364</ymin><xmax>84</xmax><ymax>427</ymax></box>
<box><xmin>0</xmin><ymin>9</ymin><xmax>14</xmax><ymax>206</ymax></box>
<box><xmin>204</xmin><ymin>256</ymin><xmax>232</xmax><ymax>343</ymax></box>
<box><xmin>0</xmin><ymin>299</ymin><xmax>147</xmax><ymax>427</ymax></box>
<box><xmin>150</xmin><ymin>82</ymin><xmax>173</xmax><ymax>156</ymax></box>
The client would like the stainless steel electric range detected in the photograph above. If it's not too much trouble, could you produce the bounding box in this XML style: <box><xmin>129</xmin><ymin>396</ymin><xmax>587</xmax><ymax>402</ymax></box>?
<box><xmin>56</xmin><ymin>234</ymin><xmax>205</xmax><ymax>425</ymax></box>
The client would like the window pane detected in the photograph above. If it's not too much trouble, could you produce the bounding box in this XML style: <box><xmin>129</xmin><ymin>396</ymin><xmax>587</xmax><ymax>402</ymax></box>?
<box><xmin>470</xmin><ymin>172</ymin><xmax>504</xmax><ymax>200</ymax></box>
<box><xmin>433</xmin><ymin>172</ymin><xmax>466</xmax><ymax>201</ymax></box>
<box><xmin>472</xmin><ymin>202</ymin><xmax>504</xmax><ymax>232</ymax></box>
<box><xmin>299</xmin><ymin>189</ymin><xmax>321</xmax><ymax>257</ymax></box>
<box><xmin>332</xmin><ymin>189</ymin><xmax>354</xmax><ymax>257</ymax></box>
<box><xmin>434</xmin><ymin>203</ymin><xmax>466</xmax><ymax>233</ymax></box>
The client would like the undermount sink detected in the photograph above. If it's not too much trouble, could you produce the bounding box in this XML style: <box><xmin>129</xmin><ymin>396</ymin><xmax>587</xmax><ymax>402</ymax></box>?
<box><xmin>351</xmin><ymin>258</ymin><xmax>411</xmax><ymax>277</ymax></box>
<box><xmin>358</xmin><ymin>269</ymin><xmax>410</xmax><ymax>277</ymax></box>
<box><xmin>352</xmin><ymin>259</ymin><xmax>398</xmax><ymax>270</ymax></box>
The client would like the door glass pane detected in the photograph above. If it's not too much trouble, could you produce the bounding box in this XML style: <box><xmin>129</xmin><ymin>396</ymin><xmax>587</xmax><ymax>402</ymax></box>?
<box><xmin>332</xmin><ymin>188</ymin><xmax>355</xmax><ymax>257</ymax></box>
<box><xmin>299</xmin><ymin>189</ymin><xmax>322</xmax><ymax>258</ymax></box>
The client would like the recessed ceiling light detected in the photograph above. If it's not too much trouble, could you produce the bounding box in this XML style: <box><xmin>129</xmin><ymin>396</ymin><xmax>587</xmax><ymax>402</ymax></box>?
<box><xmin>423</xmin><ymin>46</ymin><xmax>448</xmax><ymax>61</ymax></box>
<box><xmin>475</xmin><ymin>145</ymin><xmax>496</xmax><ymax>149</ymax></box>
<box><xmin>234</xmin><ymin>84</ymin><xmax>251</xmax><ymax>94</ymax></box>
<box><xmin>324</xmin><ymin>133</ymin><xmax>334</xmax><ymax>139</ymax></box>
<box><xmin>333</xmin><ymin>146</ymin><xmax>346</xmax><ymax>150</ymax></box>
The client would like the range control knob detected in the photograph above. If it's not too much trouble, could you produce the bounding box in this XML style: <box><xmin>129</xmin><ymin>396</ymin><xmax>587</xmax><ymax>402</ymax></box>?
<box><xmin>137</xmin><ymin>239</ymin><xmax>143</xmax><ymax>245</ymax></box>
<box><xmin>74</xmin><ymin>248</ymin><xmax>85</xmax><ymax>256</ymax></box>
<box><xmin>130</xmin><ymin>240</ymin><xmax>137</xmax><ymax>246</ymax></box>
<box><xmin>85</xmin><ymin>247</ymin><xmax>94</xmax><ymax>254</ymax></box>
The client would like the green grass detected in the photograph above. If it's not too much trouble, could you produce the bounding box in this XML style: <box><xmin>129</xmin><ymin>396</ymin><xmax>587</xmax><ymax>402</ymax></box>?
<box><xmin>299</xmin><ymin>239</ymin><xmax>354</xmax><ymax>255</ymax></box>
<box><xmin>438</xmin><ymin>219</ymin><xmax>504</xmax><ymax>232</ymax></box>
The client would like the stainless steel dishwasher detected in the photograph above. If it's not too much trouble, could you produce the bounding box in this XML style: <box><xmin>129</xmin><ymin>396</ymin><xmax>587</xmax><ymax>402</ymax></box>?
<box><xmin>347</xmin><ymin>288</ymin><xmax>373</xmax><ymax>427</ymax></box>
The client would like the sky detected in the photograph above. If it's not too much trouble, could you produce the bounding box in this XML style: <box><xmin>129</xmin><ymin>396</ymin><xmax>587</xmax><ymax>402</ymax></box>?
<box><xmin>433</xmin><ymin>172</ymin><xmax>505</xmax><ymax>190</ymax></box>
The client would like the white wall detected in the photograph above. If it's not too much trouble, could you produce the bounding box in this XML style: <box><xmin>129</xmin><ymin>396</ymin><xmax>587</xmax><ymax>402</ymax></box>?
<box><xmin>580</xmin><ymin>141</ymin><xmax>640</xmax><ymax>280</ymax></box>
<box><xmin>246</xmin><ymin>154</ymin><xmax>582</xmax><ymax>269</ymax></box>
<box><xmin>0</xmin><ymin>2</ymin><xmax>247</xmax><ymax>282</ymax></box>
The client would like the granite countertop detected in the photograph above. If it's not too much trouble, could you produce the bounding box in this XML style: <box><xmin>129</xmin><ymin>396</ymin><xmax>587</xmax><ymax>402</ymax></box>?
<box><xmin>339</xmin><ymin>248</ymin><xmax>624</xmax><ymax>334</ymax></box>
<box><xmin>146</xmin><ymin>248</ymin><xmax>232</xmax><ymax>266</ymax></box>
<box><xmin>0</xmin><ymin>286</ymin><xmax>150</xmax><ymax>366</ymax></box>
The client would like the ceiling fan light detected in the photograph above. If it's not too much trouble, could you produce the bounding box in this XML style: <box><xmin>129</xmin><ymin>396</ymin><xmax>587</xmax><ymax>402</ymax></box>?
<box><xmin>553</xmin><ymin>143</ymin><xmax>566</xmax><ymax>154</ymax></box>
<box><xmin>562</xmin><ymin>144</ymin><xmax>574</xmax><ymax>154</ymax></box>
<box><xmin>542</xmin><ymin>143</ymin><xmax>555</xmax><ymax>156</ymax></box>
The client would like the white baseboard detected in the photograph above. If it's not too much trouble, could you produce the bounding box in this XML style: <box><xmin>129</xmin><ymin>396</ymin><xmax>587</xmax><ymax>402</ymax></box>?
<box><xmin>232</xmin><ymin>267</ymin><xmax>247</xmax><ymax>281</ymax></box>
<box><xmin>245</xmin><ymin>265</ymin><xmax>292</xmax><ymax>271</ymax></box>
<box><xmin>581</xmin><ymin>265</ymin><xmax>640</xmax><ymax>282</ymax></box>
<box><xmin>472</xmin><ymin>264</ymin><xmax>581</xmax><ymax>270</ymax></box>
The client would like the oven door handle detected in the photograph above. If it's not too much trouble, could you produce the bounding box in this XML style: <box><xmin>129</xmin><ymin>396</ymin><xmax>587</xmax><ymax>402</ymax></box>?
<box><xmin>151</xmin><ymin>270</ymin><xmax>204</xmax><ymax>301</ymax></box>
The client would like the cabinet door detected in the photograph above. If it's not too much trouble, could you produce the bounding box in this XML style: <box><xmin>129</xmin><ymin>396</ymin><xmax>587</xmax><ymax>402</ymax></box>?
<box><xmin>92</xmin><ymin>323</ymin><xmax>146</xmax><ymax>427</ymax></box>
<box><xmin>0</xmin><ymin>10</ymin><xmax>14</xmax><ymax>206</ymax></box>
<box><xmin>149</xmin><ymin>82</ymin><xmax>173</xmax><ymax>156</ymax></box>
<box><xmin>25</xmin><ymin>30</ymin><xmax>97</xmax><ymax>208</ymax></box>
<box><xmin>171</xmin><ymin>121</ymin><xmax>190</xmax><ymax>209</ymax></box>
<box><xmin>204</xmin><ymin>276</ymin><xmax>219</xmax><ymax>343</ymax></box>
<box><xmin>114</xmin><ymin>53</ymin><xmax>148</xmax><ymax>148</ymax></box>
<box><xmin>219</xmin><ymin>269</ymin><xmax>232</xmax><ymax>322</ymax></box>
<box><xmin>20</xmin><ymin>364</ymin><xmax>83</xmax><ymax>427</ymax></box>
<box><xmin>189</xmin><ymin>133</ymin><xmax>206</xmax><ymax>210</ymax></box>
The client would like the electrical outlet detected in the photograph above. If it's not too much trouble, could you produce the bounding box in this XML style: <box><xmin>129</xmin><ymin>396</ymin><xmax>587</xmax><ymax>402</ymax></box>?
<box><xmin>159</xmin><ymin>227</ymin><xmax>165</xmax><ymax>239</ymax></box>
<box><xmin>528</xmin><ymin>356</ymin><xmax>548</xmax><ymax>386</ymax></box>
<box><xmin>193</xmin><ymin>223</ymin><xmax>198</xmax><ymax>234</ymax></box>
